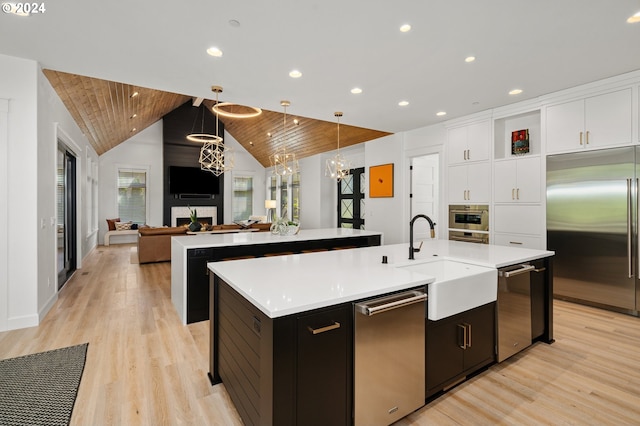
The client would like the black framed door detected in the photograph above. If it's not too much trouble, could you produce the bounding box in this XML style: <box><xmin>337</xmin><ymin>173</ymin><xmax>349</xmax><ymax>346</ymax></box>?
<box><xmin>57</xmin><ymin>144</ymin><xmax>77</xmax><ymax>289</ymax></box>
<box><xmin>337</xmin><ymin>167</ymin><xmax>365</xmax><ymax>229</ymax></box>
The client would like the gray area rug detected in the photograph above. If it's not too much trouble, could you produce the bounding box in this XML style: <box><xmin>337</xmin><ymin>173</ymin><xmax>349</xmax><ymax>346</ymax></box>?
<box><xmin>0</xmin><ymin>343</ymin><xmax>89</xmax><ymax>426</ymax></box>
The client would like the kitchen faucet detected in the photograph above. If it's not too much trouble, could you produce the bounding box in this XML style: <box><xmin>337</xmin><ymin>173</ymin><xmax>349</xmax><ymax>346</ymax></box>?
<box><xmin>409</xmin><ymin>214</ymin><xmax>436</xmax><ymax>260</ymax></box>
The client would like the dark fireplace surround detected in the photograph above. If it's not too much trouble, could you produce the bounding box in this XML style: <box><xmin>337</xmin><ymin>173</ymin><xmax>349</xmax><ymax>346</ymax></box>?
<box><xmin>162</xmin><ymin>101</ymin><xmax>224</xmax><ymax>226</ymax></box>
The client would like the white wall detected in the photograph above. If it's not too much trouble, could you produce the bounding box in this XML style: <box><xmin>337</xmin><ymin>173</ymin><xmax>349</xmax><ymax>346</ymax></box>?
<box><xmin>37</xmin><ymin>68</ymin><xmax>97</xmax><ymax>318</ymax></box>
<box><xmin>364</xmin><ymin>134</ymin><xmax>406</xmax><ymax>244</ymax></box>
<box><xmin>0</xmin><ymin>54</ymin><xmax>38</xmax><ymax>330</ymax></box>
<box><xmin>98</xmin><ymin>121</ymin><xmax>164</xmax><ymax>243</ymax></box>
<box><xmin>222</xmin><ymin>131</ymin><xmax>266</xmax><ymax>224</ymax></box>
<box><xmin>0</xmin><ymin>54</ymin><xmax>95</xmax><ymax>331</ymax></box>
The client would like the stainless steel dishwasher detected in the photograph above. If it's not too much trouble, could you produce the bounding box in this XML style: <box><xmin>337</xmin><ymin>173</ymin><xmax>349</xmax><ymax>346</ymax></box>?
<box><xmin>354</xmin><ymin>289</ymin><xmax>427</xmax><ymax>426</ymax></box>
<box><xmin>497</xmin><ymin>264</ymin><xmax>535</xmax><ymax>362</ymax></box>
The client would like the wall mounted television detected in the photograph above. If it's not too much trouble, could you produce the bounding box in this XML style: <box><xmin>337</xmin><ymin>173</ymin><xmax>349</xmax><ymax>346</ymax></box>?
<box><xmin>169</xmin><ymin>166</ymin><xmax>220</xmax><ymax>195</ymax></box>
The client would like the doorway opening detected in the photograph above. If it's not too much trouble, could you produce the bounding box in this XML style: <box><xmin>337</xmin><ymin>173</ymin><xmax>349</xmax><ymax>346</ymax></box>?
<box><xmin>410</xmin><ymin>154</ymin><xmax>440</xmax><ymax>240</ymax></box>
<box><xmin>57</xmin><ymin>143</ymin><xmax>77</xmax><ymax>289</ymax></box>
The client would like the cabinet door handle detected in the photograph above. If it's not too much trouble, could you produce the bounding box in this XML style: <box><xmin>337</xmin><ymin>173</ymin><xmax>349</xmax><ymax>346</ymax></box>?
<box><xmin>308</xmin><ymin>321</ymin><xmax>340</xmax><ymax>335</ymax></box>
<box><xmin>466</xmin><ymin>323</ymin><xmax>472</xmax><ymax>348</ymax></box>
<box><xmin>516</xmin><ymin>188</ymin><xmax>520</xmax><ymax>200</ymax></box>
<box><xmin>509</xmin><ymin>241</ymin><xmax>523</xmax><ymax>245</ymax></box>
<box><xmin>463</xmin><ymin>150</ymin><xmax>467</xmax><ymax>161</ymax></box>
<box><xmin>579</xmin><ymin>131</ymin><xmax>583</xmax><ymax>145</ymax></box>
<box><xmin>586</xmin><ymin>130</ymin><xmax>590</xmax><ymax>144</ymax></box>
<box><xmin>458</xmin><ymin>324</ymin><xmax>467</xmax><ymax>349</ymax></box>
<box><xmin>511</xmin><ymin>188</ymin><xmax>515</xmax><ymax>200</ymax></box>
<box><xmin>467</xmin><ymin>149</ymin><xmax>471</xmax><ymax>160</ymax></box>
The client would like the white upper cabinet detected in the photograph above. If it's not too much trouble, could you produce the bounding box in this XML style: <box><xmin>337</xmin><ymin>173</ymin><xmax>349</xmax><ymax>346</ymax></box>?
<box><xmin>447</xmin><ymin>162</ymin><xmax>491</xmax><ymax>204</ymax></box>
<box><xmin>493</xmin><ymin>156</ymin><xmax>541</xmax><ymax>203</ymax></box>
<box><xmin>546</xmin><ymin>88</ymin><xmax>633</xmax><ymax>154</ymax></box>
<box><xmin>447</xmin><ymin>121</ymin><xmax>490</xmax><ymax>165</ymax></box>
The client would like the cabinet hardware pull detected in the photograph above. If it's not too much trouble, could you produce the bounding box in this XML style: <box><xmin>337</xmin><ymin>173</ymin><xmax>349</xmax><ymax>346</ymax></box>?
<box><xmin>308</xmin><ymin>321</ymin><xmax>340</xmax><ymax>335</ymax></box>
<box><xmin>586</xmin><ymin>130</ymin><xmax>589</xmax><ymax>144</ymax></box>
<box><xmin>463</xmin><ymin>150</ymin><xmax>467</xmax><ymax>161</ymax></box>
<box><xmin>466</xmin><ymin>323</ymin><xmax>472</xmax><ymax>348</ymax></box>
<box><xmin>509</xmin><ymin>241</ymin><xmax>523</xmax><ymax>245</ymax></box>
<box><xmin>458</xmin><ymin>324</ymin><xmax>467</xmax><ymax>349</ymax></box>
<box><xmin>516</xmin><ymin>188</ymin><xmax>520</xmax><ymax>200</ymax></box>
<box><xmin>512</xmin><ymin>188</ymin><xmax>515</xmax><ymax>200</ymax></box>
<box><xmin>579</xmin><ymin>131</ymin><xmax>583</xmax><ymax>145</ymax></box>
<box><xmin>467</xmin><ymin>149</ymin><xmax>470</xmax><ymax>160</ymax></box>
<box><xmin>533</xmin><ymin>267</ymin><xmax>546</xmax><ymax>273</ymax></box>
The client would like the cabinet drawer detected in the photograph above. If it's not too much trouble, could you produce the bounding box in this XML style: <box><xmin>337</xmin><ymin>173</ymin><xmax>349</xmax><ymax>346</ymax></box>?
<box><xmin>493</xmin><ymin>233</ymin><xmax>543</xmax><ymax>250</ymax></box>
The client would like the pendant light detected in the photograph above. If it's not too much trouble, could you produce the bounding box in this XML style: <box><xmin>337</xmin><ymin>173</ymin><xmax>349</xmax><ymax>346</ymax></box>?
<box><xmin>199</xmin><ymin>85</ymin><xmax>234</xmax><ymax>176</ymax></box>
<box><xmin>269</xmin><ymin>100</ymin><xmax>299</xmax><ymax>176</ymax></box>
<box><xmin>325</xmin><ymin>111</ymin><xmax>351</xmax><ymax>181</ymax></box>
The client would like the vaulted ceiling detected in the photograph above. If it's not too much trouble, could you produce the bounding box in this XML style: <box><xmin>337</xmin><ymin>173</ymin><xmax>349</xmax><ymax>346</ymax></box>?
<box><xmin>3</xmin><ymin>1</ymin><xmax>640</xmax><ymax>161</ymax></box>
<box><xmin>44</xmin><ymin>70</ymin><xmax>391</xmax><ymax>166</ymax></box>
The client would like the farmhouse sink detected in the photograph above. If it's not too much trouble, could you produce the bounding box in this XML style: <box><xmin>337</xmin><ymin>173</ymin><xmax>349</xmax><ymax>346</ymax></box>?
<box><xmin>399</xmin><ymin>260</ymin><xmax>497</xmax><ymax>320</ymax></box>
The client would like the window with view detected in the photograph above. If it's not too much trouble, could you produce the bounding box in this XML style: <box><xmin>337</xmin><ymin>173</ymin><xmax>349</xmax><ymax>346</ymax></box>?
<box><xmin>117</xmin><ymin>167</ymin><xmax>148</xmax><ymax>225</ymax></box>
<box><xmin>232</xmin><ymin>175</ymin><xmax>253</xmax><ymax>221</ymax></box>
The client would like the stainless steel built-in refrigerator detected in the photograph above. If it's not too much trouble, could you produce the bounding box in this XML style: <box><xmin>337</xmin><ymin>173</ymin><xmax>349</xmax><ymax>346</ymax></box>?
<box><xmin>547</xmin><ymin>147</ymin><xmax>640</xmax><ymax>315</ymax></box>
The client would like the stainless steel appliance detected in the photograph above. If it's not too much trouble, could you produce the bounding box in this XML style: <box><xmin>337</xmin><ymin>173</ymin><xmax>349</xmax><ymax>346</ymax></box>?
<box><xmin>497</xmin><ymin>264</ymin><xmax>534</xmax><ymax>362</ymax></box>
<box><xmin>448</xmin><ymin>205</ymin><xmax>489</xmax><ymax>244</ymax></box>
<box><xmin>547</xmin><ymin>147</ymin><xmax>640</xmax><ymax>315</ymax></box>
<box><xmin>354</xmin><ymin>289</ymin><xmax>427</xmax><ymax>426</ymax></box>
<box><xmin>448</xmin><ymin>230</ymin><xmax>489</xmax><ymax>244</ymax></box>
<box><xmin>449</xmin><ymin>204</ymin><xmax>489</xmax><ymax>231</ymax></box>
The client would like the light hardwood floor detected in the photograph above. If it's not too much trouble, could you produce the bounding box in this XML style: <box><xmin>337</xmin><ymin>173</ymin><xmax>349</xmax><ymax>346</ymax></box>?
<box><xmin>1</xmin><ymin>244</ymin><xmax>639</xmax><ymax>425</ymax></box>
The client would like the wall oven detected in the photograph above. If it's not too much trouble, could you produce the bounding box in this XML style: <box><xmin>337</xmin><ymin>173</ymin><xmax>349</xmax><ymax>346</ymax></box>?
<box><xmin>449</xmin><ymin>205</ymin><xmax>489</xmax><ymax>244</ymax></box>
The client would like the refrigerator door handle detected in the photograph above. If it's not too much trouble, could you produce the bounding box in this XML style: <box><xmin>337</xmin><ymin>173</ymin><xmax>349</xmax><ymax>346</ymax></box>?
<box><xmin>628</xmin><ymin>178</ymin><xmax>633</xmax><ymax>278</ymax></box>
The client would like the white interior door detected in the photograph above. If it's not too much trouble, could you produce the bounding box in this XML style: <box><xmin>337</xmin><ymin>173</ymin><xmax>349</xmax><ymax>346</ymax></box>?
<box><xmin>411</xmin><ymin>154</ymin><xmax>439</xmax><ymax>240</ymax></box>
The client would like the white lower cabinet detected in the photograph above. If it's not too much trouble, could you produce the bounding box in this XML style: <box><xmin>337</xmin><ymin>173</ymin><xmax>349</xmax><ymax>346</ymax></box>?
<box><xmin>493</xmin><ymin>205</ymin><xmax>544</xmax><ymax>249</ymax></box>
<box><xmin>493</xmin><ymin>233</ymin><xmax>543</xmax><ymax>250</ymax></box>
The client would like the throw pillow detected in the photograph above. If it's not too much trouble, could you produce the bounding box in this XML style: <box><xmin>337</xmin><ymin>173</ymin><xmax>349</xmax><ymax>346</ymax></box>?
<box><xmin>115</xmin><ymin>221</ymin><xmax>132</xmax><ymax>231</ymax></box>
<box><xmin>106</xmin><ymin>218</ymin><xmax>121</xmax><ymax>231</ymax></box>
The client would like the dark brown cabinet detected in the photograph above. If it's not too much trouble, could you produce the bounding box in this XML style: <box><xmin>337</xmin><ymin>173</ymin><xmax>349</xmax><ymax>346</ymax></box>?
<box><xmin>295</xmin><ymin>305</ymin><xmax>352</xmax><ymax>426</ymax></box>
<box><xmin>426</xmin><ymin>302</ymin><xmax>495</xmax><ymax>397</ymax></box>
<box><xmin>211</xmin><ymin>276</ymin><xmax>352</xmax><ymax>426</ymax></box>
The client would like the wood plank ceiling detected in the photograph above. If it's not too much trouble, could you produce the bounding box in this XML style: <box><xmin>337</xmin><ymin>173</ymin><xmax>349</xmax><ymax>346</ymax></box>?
<box><xmin>44</xmin><ymin>70</ymin><xmax>392</xmax><ymax>166</ymax></box>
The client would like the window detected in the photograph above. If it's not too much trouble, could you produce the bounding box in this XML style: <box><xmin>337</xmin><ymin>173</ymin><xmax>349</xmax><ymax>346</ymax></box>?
<box><xmin>269</xmin><ymin>172</ymin><xmax>300</xmax><ymax>221</ymax></box>
<box><xmin>232</xmin><ymin>175</ymin><xmax>253</xmax><ymax>221</ymax></box>
<box><xmin>117</xmin><ymin>167</ymin><xmax>148</xmax><ymax>225</ymax></box>
<box><xmin>337</xmin><ymin>167</ymin><xmax>365</xmax><ymax>229</ymax></box>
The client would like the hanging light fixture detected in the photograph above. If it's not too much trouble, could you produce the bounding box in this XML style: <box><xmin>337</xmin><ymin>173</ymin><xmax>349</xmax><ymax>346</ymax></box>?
<box><xmin>199</xmin><ymin>85</ymin><xmax>234</xmax><ymax>176</ymax></box>
<box><xmin>269</xmin><ymin>100</ymin><xmax>299</xmax><ymax>176</ymax></box>
<box><xmin>325</xmin><ymin>111</ymin><xmax>351</xmax><ymax>181</ymax></box>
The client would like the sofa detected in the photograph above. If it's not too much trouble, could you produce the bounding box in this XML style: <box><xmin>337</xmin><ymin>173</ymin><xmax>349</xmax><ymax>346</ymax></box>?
<box><xmin>137</xmin><ymin>227</ymin><xmax>188</xmax><ymax>264</ymax></box>
<box><xmin>137</xmin><ymin>223</ymin><xmax>272</xmax><ymax>264</ymax></box>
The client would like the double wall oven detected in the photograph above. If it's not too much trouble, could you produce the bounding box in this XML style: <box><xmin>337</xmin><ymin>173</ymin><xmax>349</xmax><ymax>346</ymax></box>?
<box><xmin>448</xmin><ymin>205</ymin><xmax>489</xmax><ymax>244</ymax></box>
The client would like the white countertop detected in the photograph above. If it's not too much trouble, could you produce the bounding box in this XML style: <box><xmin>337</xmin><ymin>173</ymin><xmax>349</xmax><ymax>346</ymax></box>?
<box><xmin>209</xmin><ymin>239</ymin><xmax>554</xmax><ymax>318</ymax></box>
<box><xmin>172</xmin><ymin>227</ymin><xmax>383</xmax><ymax>250</ymax></box>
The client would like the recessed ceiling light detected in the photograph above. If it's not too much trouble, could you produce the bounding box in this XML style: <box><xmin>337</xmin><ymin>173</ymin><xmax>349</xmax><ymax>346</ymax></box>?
<box><xmin>289</xmin><ymin>69</ymin><xmax>302</xmax><ymax>78</ymax></box>
<box><xmin>465</xmin><ymin>56</ymin><xmax>476</xmax><ymax>63</ymax></box>
<box><xmin>293</xmin><ymin>119</ymin><xmax>299</xmax><ymax>125</ymax></box>
<box><xmin>351</xmin><ymin>87</ymin><xmax>363</xmax><ymax>94</ymax></box>
<box><xmin>398</xmin><ymin>100</ymin><xmax>409</xmax><ymax>106</ymax></box>
<box><xmin>207</xmin><ymin>47</ymin><xmax>223</xmax><ymax>57</ymax></box>
<box><xmin>628</xmin><ymin>11</ymin><xmax>640</xmax><ymax>23</ymax></box>
<box><xmin>509</xmin><ymin>89</ymin><xmax>523</xmax><ymax>95</ymax></box>
<box><xmin>400</xmin><ymin>24</ymin><xmax>411</xmax><ymax>32</ymax></box>
<box><xmin>130</xmin><ymin>114</ymin><xmax>137</xmax><ymax>119</ymax></box>
<box><xmin>267</xmin><ymin>132</ymin><xmax>272</xmax><ymax>137</ymax></box>
<box><xmin>436</xmin><ymin>111</ymin><xmax>447</xmax><ymax>117</ymax></box>
<box><xmin>131</xmin><ymin>128</ymin><xmax>137</xmax><ymax>132</ymax></box>
<box><xmin>130</xmin><ymin>91</ymin><xmax>139</xmax><ymax>98</ymax></box>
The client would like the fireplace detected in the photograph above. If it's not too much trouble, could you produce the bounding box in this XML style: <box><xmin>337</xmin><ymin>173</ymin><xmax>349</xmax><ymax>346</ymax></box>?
<box><xmin>171</xmin><ymin>206</ymin><xmax>217</xmax><ymax>227</ymax></box>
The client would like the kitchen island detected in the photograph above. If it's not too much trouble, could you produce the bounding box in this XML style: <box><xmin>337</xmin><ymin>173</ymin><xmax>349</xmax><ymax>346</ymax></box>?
<box><xmin>208</xmin><ymin>240</ymin><xmax>554</xmax><ymax>426</ymax></box>
<box><xmin>170</xmin><ymin>228</ymin><xmax>382</xmax><ymax>324</ymax></box>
